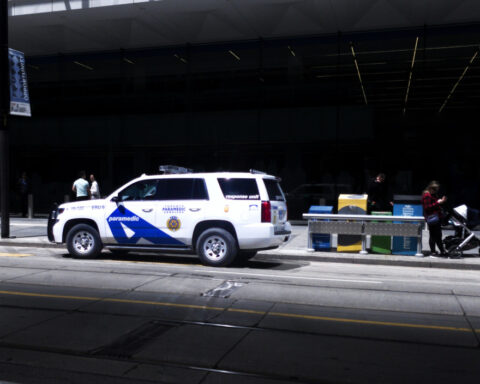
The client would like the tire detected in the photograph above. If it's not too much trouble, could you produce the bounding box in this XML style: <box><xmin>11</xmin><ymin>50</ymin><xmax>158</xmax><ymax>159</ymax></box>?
<box><xmin>239</xmin><ymin>251</ymin><xmax>257</xmax><ymax>260</ymax></box>
<box><xmin>66</xmin><ymin>224</ymin><xmax>102</xmax><ymax>259</ymax></box>
<box><xmin>196</xmin><ymin>228</ymin><xmax>238</xmax><ymax>267</ymax></box>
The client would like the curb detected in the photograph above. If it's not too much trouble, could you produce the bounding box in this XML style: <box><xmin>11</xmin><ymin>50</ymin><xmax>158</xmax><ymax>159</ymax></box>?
<box><xmin>256</xmin><ymin>251</ymin><xmax>480</xmax><ymax>271</ymax></box>
<box><xmin>0</xmin><ymin>241</ymin><xmax>65</xmax><ymax>249</ymax></box>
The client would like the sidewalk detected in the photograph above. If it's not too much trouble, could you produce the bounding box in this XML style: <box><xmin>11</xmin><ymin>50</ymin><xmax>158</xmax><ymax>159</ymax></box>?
<box><xmin>1</xmin><ymin>218</ymin><xmax>480</xmax><ymax>270</ymax></box>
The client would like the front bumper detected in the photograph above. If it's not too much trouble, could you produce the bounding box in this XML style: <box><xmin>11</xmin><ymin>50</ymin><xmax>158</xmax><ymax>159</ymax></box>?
<box><xmin>47</xmin><ymin>204</ymin><xmax>58</xmax><ymax>242</ymax></box>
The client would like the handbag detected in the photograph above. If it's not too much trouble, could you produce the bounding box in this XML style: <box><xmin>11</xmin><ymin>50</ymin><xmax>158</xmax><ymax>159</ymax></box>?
<box><xmin>426</xmin><ymin>213</ymin><xmax>440</xmax><ymax>225</ymax></box>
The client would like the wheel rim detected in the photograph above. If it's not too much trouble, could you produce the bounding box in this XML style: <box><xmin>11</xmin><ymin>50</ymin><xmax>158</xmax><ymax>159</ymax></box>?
<box><xmin>73</xmin><ymin>230</ymin><xmax>95</xmax><ymax>254</ymax></box>
<box><xmin>203</xmin><ymin>235</ymin><xmax>227</xmax><ymax>261</ymax></box>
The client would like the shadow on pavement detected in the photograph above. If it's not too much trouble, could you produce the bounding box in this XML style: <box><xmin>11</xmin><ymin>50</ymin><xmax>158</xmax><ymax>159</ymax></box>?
<box><xmin>60</xmin><ymin>251</ymin><xmax>304</xmax><ymax>271</ymax></box>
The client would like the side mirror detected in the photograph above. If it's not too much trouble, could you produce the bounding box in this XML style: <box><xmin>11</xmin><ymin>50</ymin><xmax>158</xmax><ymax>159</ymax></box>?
<box><xmin>111</xmin><ymin>196</ymin><xmax>120</xmax><ymax>204</ymax></box>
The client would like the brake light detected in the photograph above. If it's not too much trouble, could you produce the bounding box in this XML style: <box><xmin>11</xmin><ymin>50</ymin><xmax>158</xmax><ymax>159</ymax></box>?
<box><xmin>261</xmin><ymin>201</ymin><xmax>271</xmax><ymax>223</ymax></box>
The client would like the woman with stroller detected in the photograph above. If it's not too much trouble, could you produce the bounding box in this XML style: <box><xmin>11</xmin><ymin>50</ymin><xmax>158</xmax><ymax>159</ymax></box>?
<box><xmin>422</xmin><ymin>181</ymin><xmax>447</xmax><ymax>256</ymax></box>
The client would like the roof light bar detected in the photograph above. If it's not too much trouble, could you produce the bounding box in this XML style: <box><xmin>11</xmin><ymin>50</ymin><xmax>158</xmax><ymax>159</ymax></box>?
<box><xmin>350</xmin><ymin>43</ymin><xmax>368</xmax><ymax>105</ymax></box>
<box><xmin>250</xmin><ymin>169</ymin><xmax>267</xmax><ymax>175</ymax></box>
<box><xmin>439</xmin><ymin>50</ymin><xmax>479</xmax><ymax>113</ymax></box>
<box><xmin>159</xmin><ymin>165</ymin><xmax>193</xmax><ymax>174</ymax></box>
<box><xmin>403</xmin><ymin>36</ymin><xmax>419</xmax><ymax>115</ymax></box>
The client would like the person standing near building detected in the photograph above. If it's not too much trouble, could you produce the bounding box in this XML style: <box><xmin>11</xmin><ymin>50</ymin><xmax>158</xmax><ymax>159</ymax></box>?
<box><xmin>90</xmin><ymin>174</ymin><xmax>100</xmax><ymax>199</ymax></box>
<box><xmin>17</xmin><ymin>172</ymin><xmax>30</xmax><ymax>217</ymax></box>
<box><xmin>367</xmin><ymin>173</ymin><xmax>392</xmax><ymax>213</ymax></box>
<box><xmin>72</xmin><ymin>171</ymin><xmax>90</xmax><ymax>201</ymax></box>
<box><xmin>422</xmin><ymin>181</ymin><xmax>447</xmax><ymax>256</ymax></box>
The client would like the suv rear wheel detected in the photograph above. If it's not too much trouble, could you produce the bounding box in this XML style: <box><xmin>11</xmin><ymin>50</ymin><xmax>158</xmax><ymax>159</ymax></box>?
<box><xmin>196</xmin><ymin>228</ymin><xmax>237</xmax><ymax>267</ymax></box>
<box><xmin>66</xmin><ymin>224</ymin><xmax>102</xmax><ymax>259</ymax></box>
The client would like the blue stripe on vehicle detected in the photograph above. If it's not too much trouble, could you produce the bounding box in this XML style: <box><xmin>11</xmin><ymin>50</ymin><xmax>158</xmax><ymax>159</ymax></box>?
<box><xmin>107</xmin><ymin>207</ymin><xmax>184</xmax><ymax>246</ymax></box>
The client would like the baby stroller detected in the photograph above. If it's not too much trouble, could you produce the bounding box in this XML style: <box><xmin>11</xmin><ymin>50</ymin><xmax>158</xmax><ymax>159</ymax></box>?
<box><xmin>443</xmin><ymin>205</ymin><xmax>480</xmax><ymax>257</ymax></box>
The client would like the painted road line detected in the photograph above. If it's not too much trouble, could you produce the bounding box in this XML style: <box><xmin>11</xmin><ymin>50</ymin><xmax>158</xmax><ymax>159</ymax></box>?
<box><xmin>0</xmin><ymin>289</ymin><xmax>475</xmax><ymax>333</ymax></box>
<box><xmin>194</xmin><ymin>269</ymin><xmax>383</xmax><ymax>284</ymax></box>
<box><xmin>105</xmin><ymin>260</ymin><xmax>382</xmax><ymax>284</ymax></box>
<box><xmin>267</xmin><ymin>311</ymin><xmax>473</xmax><ymax>332</ymax></box>
<box><xmin>0</xmin><ymin>252</ymin><xmax>32</xmax><ymax>257</ymax></box>
<box><xmin>103</xmin><ymin>260</ymin><xmax>480</xmax><ymax>287</ymax></box>
<box><xmin>103</xmin><ymin>259</ymin><xmax>383</xmax><ymax>284</ymax></box>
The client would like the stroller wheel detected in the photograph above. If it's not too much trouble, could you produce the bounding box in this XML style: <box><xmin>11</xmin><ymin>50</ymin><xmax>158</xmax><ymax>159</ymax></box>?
<box><xmin>448</xmin><ymin>251</ymin><xmax>462</xmax><ymax>259</ymax></box>
<box><xmin>446</xmin><ymin>245</ymin><xmax>462</xmax><ymax>258</ymax></box>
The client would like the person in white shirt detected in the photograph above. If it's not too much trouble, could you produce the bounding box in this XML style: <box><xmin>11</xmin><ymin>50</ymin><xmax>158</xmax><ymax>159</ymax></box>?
<box><xmin>90</xmin><ymin>174</ymin><xmax>100</xmax><ymax>199</ymax></box>
<box><xmin>72</xmin><ymin>171</ymin><xmax>90</xmax><ymax>201</ymax></box>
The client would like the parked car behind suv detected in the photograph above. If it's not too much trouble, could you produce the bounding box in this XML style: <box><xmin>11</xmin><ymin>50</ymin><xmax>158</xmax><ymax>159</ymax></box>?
<box><xmin>48</xmin><ymin>168</ymin><xmax>291</xmax><ymax>267</ymax></box>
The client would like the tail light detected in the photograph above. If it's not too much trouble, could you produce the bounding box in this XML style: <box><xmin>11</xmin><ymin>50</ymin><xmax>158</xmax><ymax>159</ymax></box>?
<box><xmin>261</xmin><ymin>201</ymin><xmax>271</xmax><ymax>223</ymax></box>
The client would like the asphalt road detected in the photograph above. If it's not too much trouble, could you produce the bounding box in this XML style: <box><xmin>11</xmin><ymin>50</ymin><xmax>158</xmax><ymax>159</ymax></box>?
<box><xmin>0</xmin><ymin>246</ymin><xmax>479</xmax><ymax>383</ymax></box>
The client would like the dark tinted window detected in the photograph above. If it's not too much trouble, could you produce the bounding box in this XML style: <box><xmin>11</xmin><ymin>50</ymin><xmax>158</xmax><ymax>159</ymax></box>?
<box><xmin>264</xmin><ymin>179</ymin><xmax>285</xmax><ymax>201</ymax></box>
<box><xmin>156</xmin><ymin>178</ymin><xmax>208</xmax><ymax>200</ymax></box>
<box><xmin>118</xmin><ymin>180</ymin><xmax>158</xmax><ymax>201</ymax></box>
<box><xmin>218</xmin><ymin>178</ymin><xmax>260</xmax><ymax>200</ymax></box>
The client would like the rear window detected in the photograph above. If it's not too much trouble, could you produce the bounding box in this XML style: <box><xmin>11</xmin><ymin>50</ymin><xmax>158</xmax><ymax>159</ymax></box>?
<box><xmin>218</xmin><ymin>178</ymin><xmax>260</xmax><ymax>200</ymax></box>
<box><xmin>264</xmin><ymin>179</ymin><xmax>285</xmax><ymax>201</ymax></box>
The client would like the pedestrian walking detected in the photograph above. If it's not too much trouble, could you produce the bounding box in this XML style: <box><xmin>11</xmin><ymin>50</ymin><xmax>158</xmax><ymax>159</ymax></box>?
<box><xmin>422</xmin><ymin>180</ymin><xmax>447</xmax><ymax>256</ymax></box>
<box><xmin>17</xmin><ymin>172</ymin><xmax>30</xmax><ymax>217</ymax></box>
<box><xmin>90</xmin><ymin>174</ymin><xmax>100</xmax><ymax>199</ymax></box>
<box><xmin>72</xmin><ymin>171</ymin><xmax>90</xmax><ymax>201</ymax></box>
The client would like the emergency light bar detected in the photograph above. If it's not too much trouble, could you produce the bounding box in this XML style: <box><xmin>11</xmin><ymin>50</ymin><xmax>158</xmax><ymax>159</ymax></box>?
<box><xmin>159</xmin><ymin>165</ymin><xmax>193</xmax><ymax>174</ymax></box>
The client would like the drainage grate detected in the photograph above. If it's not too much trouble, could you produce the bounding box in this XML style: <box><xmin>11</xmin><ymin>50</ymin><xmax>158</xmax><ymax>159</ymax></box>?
<box><xmin>91</xmin><ymin>320</ymin><xmax>173</xmax><ymax>359</ymax></box>
<box><xmin>202</xmin><ymin>280</ymin><xmax>244</xmax><ymax>298</ymax></box>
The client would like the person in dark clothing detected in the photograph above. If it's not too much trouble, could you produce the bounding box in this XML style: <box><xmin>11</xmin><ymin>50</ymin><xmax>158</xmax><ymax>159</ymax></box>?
<box><xmin>17</xmin><ymin>172</ymin><xmax>29</xmax><ymax>217</ymax></box>
<box><xmin>422</xmin><ymin>181</ymin><xmax>447</xmax><ymax>256</ymax></box>
<box><xmin>367</xmin><ymin>173</ymin><xmax>392</xmax><ymax>213</ymax></box>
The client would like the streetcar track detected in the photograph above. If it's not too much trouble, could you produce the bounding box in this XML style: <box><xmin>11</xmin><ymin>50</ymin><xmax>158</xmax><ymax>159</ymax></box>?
<box><xmin>0</xmin><ymin>340</ymin><xmax>320</xmax><ymax>384</ymax></box>
<box><xmin>0</xmin><ymin>311</ymin><xmax>478</xmax><ymax>384</ymax></box>
<box><xmin>0</xmin><ymin>289</ymin><xmax>479</xmax><ymax>335</ymax></box>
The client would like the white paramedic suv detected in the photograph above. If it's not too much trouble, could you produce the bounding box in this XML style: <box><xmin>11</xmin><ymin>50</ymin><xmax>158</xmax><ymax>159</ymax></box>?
<box><xmin>48</xmin><ymin>166</ymin><xmax>291</xmax><ymax>266</ymax></box>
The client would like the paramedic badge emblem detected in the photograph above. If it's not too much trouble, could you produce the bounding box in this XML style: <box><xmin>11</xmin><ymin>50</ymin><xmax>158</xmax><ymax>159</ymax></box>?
<box><xmin>167</xmin><ymin>216</ymin><xmax>181</xmax><ymax>232</ymax></box>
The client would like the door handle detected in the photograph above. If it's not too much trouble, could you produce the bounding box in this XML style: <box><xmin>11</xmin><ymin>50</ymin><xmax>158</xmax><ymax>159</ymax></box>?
<box><xmin>142</xmin><ymin>208</ymin><xmax>153</xmax><ymax>213</ymax></box>
<box><xmin>189</xmin><ymin>208</ymin><xmax>201</xmax><ymax>212</ymax></box>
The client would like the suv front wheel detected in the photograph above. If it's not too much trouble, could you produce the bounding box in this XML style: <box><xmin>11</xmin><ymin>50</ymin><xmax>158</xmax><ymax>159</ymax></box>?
<box><xmin>66</xmin><ymin>224</ymin><xmax>102</xmax><ymax>259</ymax></box>
<box><xmin>196</xmin><ymin>228</ymin><xmax>238</xmax><ymax>267</ymax></box>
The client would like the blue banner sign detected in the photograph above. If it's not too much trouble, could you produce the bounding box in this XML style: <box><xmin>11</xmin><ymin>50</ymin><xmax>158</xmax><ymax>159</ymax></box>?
<box><xmin>8</xmin><ymin>48</ymin><xmax>31</xmax><ymax>117</ymax></box>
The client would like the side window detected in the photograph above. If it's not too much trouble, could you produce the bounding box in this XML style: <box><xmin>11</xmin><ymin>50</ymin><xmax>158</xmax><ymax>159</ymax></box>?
<box><xmin>217</xmin><ymin>178</ymin><xmax>260</xmax><ymax>200</ymax></box>
<box><xmin>118</xmin><ymin>180</ymin><xmax>158</xmax><ymax>201</ymax></box>
<box><xmin>155</xmin><ymin>179</ymin><xmax>209</xmax><ymax>200</ymax></box>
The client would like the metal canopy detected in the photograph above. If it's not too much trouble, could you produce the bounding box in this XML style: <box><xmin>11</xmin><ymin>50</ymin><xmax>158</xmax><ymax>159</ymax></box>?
<box><xmin>8</xmin><ymin>0</ymin><xmax>480</xmax><ymax>56</ymax></box>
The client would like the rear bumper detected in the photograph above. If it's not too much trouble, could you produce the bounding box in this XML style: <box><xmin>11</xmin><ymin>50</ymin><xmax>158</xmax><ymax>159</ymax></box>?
<box><xmin>237</xmin><ymin>222</ymin><xmax>291</xmax><ymax>250</ymax></box>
